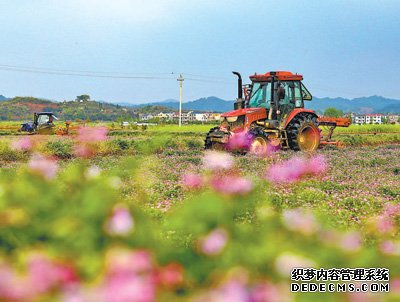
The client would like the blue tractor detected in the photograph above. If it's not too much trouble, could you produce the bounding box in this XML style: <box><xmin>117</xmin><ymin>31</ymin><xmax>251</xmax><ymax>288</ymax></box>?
<box><xmin>20</xmin><ymin>112</ymin><xmax>58</xmax><ymax>134</ymax></box>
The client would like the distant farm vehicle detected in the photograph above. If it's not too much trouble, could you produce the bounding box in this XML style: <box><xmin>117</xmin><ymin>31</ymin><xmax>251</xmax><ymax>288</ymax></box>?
<box><xmin>205</xmin><ymin>71</ymin><xmax>351</xmax><ymax>153</ymax></box>
<box><xmin>20</xmin><ymin>112</ymin><xmax>71</xmax><ymax>135</ymax></box>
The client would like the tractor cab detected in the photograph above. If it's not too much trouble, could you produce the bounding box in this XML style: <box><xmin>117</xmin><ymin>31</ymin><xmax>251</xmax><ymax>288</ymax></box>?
<box><xmin>247</xmin><ymin>71</ymin><xmax>312</xmax><ymax>119</ymax></box>
<box><xmin>233</xmin><ymin>71</ymin><xmax>313</xmax><ymax>122</ymax></box>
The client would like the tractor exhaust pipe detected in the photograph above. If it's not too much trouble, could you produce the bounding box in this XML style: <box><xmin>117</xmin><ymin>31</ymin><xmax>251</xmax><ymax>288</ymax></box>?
<box><xmin>232</xmin><ymin>71</ymin><xmax>243</xmax><ymax>109</ymax></box>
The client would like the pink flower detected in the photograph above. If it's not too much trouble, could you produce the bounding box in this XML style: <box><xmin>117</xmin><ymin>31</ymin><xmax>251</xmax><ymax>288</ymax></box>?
<box><xmin>194</xmin><ymin>279</ymin><xmax>249</xmax><ymax>302</ymax></box>
<box><xmin>203</xmin><ymin>151</ymin><xmax>234</xmax><ymax>170</ymax></box>
<box><xmin>200</xmin><ymin>228</ymin><xmax>228</xmax><ymax>256</ymax></box>
<box><xmin>380</xmin><ymin>241</ymin><xmax>400</xmax><ymax>255</ymax></box>
<box><xmin>282</xmin><ymin>209</ymin><xmax>318</xmax><ymax>235</ymax></box>
<box><xmin>11</xmin><ymin>137</ymin><xmax>33</xmax><ymax>151</ymax></box>
<box><xmin>157</xmin><ymin>263</ymin><xmax>184</xmax><ymax>289</ymax></box>
<box><xmin>77</xmin><ymin>126</ymin><xmax>108</xmax><ymax>143</ymax></box>
<box><xmin>0</xmin><ymin>264</ymin><xmax>29</xmax><ymax>301</ymax></box>
<box><xmin>182</xmin><ymin>173</ymin><xmax>203</xmax><ymax>189</ymax></box>
<box><xmin>226</xmin><ymin>131</ymin><xmax>252</xmax><ymax>151</ymax></box>
<box><xmin>383</xmin><ymin>203</ymin><xmax>400</xmax><ymax>216</ymax></box>
<box><xmin>250</xmin><ymin>282</ymin><xmax>283</xmax><ymax>302</ymax></box>
<box><xmin>307</xmin><ymin>155</ymin><xmax>327</xmax><ymax>174</ymax></box>
<box><xmin>375</xmin><ymin>215</ymin><xmax>395</xmax><ymax>234</ymax></box>
<box><xmin>74</xmin><ymin>144</ymin><xmax>93</xmax><ymax>158</ymax></box>
<box><xmin>27</xmin><ymin>254</ymin><xmax>78</xmax><ymax>295</ymax></box>
<box><xmin>28</xmin><ymin>154</ymin><xmax>58</xmax><ymax>180</ymax></box>
<box><xmin>211</xmin><ymin>176</ymin><xmax>253</xmax><ymax>195</ymax></box>
<box><xmin>339</xmin><ymin>232</ymin><xmax>361</xmax><ymax>252</ymax></box>
<box><xmin>103</xmin><ymin>249</ymin><xmax>155</xmax><ymax>302</ymax></box>
<box><xmin>265</xmin><ymin>155</ymin><xmax>327</xmax><ymax>183</ymax></box>
<box><xmin>106</xmin><ymin>206</ymin><xmax>134</xmax><ymax>236</ymax></box>
<box><xmin>103</xmin><ymin>273</ymin><xmax>155</xmax><ymax>302</ymax></box>
<box><xmin>391</xmin><ymin>278</ymin><xmax>400</xmax><ymax>293</ymax></box>
<box><xmin>106</xmin><ymin>249</ymin><xmax>153</xmax><ymax>275</ymax></box>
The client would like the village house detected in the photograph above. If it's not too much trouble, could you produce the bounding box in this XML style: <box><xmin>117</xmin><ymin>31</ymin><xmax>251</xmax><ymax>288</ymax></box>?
<box><xmin>352</xmin><ymin>113</ymin><xmax>384</xmax><ymax>125</ymax></box>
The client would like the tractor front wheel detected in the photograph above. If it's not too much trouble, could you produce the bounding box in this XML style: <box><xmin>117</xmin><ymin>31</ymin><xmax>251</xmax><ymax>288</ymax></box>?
<box><xmin>248</xmin><ymin>127</ymin><xmax>269</xmax><ymax>155</ymax></box>
<box><xmin>287</xmin><ymin>115</ymin><xmax>320</xmax><ymax>151</ymax></box>
<box><xmin>205</xmin><ymin>127</ymin><xmax>226</xmax><ymax>150</ymax></box>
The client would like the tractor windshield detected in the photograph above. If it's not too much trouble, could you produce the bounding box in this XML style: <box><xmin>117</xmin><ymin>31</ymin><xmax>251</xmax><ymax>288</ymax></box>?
<box><xmin>37</xmin><ymin>114</ymin><xmax>50</xmax><ymax>125</ymax></box>
<box><xmin>249</xmin><ymin>82</ymin><xmax>271</xmax><ymax>109</ymax></box>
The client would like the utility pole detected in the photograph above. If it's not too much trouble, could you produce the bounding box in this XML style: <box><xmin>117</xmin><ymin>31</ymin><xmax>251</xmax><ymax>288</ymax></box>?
<box><xmin>177</xmin><ymin>74</ymin><xmax>184</xmax><ymax>127</ymax></box>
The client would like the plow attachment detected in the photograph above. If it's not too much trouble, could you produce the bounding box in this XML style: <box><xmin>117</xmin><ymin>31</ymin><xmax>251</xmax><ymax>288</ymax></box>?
<box><xmin>317</xmin><ymin>117</ymin><xmax>351</xmax><ymax>147</ymax></box>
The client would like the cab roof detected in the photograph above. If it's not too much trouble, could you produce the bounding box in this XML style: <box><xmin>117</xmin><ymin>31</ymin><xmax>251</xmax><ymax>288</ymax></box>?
<box><xmin>249</xmin><ymin>71</ymin><xmax>303</xmax><ymax>82</ymax></box>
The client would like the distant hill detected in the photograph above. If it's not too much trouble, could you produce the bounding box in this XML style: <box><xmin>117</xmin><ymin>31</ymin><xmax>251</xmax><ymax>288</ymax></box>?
<box><xmin>0</xmin><ymin>95</ymin><xmax>8</xmax><ymax>102</ymax></box>
<box><xmin>130</xmin><ymin>96</ymin><xmax>234</xmax><ymax>112</ymax></box>
<box><xmin>129</xmin><ymin>95</ymin><xmax>400</xmax><ymax>114</ymax></box>
<box><xmin>309</xmin><ymin>96</ymin><xmax>400</xmax><ymax>114</ymax></box>
<box><xmin>0</xmin><ymin>97</ymin><xmax>138</xmax><ymax>121</ymax></box>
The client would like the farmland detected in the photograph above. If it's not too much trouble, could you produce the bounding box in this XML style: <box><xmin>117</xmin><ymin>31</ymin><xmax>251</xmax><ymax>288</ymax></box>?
<box><xmin>0</xmin><ymin>123</ymin><xmax>399</xmax><ymax>301</ymax></box>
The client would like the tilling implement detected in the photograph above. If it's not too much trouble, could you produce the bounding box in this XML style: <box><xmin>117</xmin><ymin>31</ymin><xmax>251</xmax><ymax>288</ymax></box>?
<box><xmin>205</xmin><ymin>71</ymin><xmax>351</xmax><ymax>153</ymax></box>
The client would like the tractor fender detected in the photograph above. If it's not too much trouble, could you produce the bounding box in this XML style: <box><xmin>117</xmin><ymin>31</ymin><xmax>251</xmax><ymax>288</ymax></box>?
<box><xmin>282</xmin><ymin>109</ymin><xmax>318</xmax><ymax>128</ymax></box>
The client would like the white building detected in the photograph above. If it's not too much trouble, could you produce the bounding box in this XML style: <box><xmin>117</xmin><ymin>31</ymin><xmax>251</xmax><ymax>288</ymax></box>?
<box><xmin>156</xmin><ymin>112</ymin><xmax>174</xmax><ymax>121</ymax></box>
<box><xmin>139</xmin><ymin>114</ymin><xmax>154</xmax><ymax>121</ymax></box>
<box><xmin>352</xmin><ymin>114</ymin><xmax>384</xmax><ymax>125</ymax></box>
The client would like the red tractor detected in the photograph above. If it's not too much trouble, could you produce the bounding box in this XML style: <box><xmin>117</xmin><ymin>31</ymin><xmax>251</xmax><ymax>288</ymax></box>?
<box><xmin>205</xmin><ymin>71</ymin><xmax>350</xmax><ymax>153</ymax></box>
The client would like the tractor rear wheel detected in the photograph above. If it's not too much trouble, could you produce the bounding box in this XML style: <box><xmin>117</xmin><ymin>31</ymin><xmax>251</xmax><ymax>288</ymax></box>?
<box><xmin>287</xmin><ymin>114</ymin><xmax>320</xmax><ymax>151</ymax></box>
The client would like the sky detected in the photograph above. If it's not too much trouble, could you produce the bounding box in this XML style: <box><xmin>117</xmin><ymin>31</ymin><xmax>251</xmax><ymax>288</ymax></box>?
<box><xmin>0</xmin><ymin>0</ymin><xmax>399</xmax><ymax>103</ymax></box>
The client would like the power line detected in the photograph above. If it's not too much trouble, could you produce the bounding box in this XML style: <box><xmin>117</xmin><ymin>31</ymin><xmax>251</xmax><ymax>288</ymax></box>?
<box><xmin>0</xmin><ymin>63</ymin><xmax>173</xmax><ymax>76</ymax></box>
<box><xmin>0</xmin><ymin>66</ymin><xmax>174</xmax><ymax>79</ymax></box>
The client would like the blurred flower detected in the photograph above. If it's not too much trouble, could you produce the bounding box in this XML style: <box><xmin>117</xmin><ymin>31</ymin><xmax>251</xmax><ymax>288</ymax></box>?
<box><xmin>307</xmin><ymin>155</ymin><xmax>327</xmax><ymax>174</ymax></box>
<box><xmin>28</xmin><ymin>154</ymin><xmax>58</xmax><ymax>180</ymax></box>
<box><xmin>27</xmin><ymin>254</ymin><xmax>78</xmax><ymax>295</ymax></box>
<box><xmin>107</xmin><ymin>249</ymin><xmax>153</xmax><ymax>275</ymax></box>
<box><xmin>265</xmin><ymin>155</ymin><xmax>327</xmax><ymax>183</ymax></box>
<box><xmin>375</xmin><ymin>215</ymin><xmax>395</xmax><ymax>234</ymax></box>
<box><xmin>380</xmin><ymin>240</ymin><xmax>400</xmax><ymax>255</ymax></box>
<box><xmin>211</xmin><ymin>176</ymin><xmax>253</xmax><ymax>195</ymax></box>
<box><xmin>200</xmin><ymin>228</ymin><xmax>228</xmax><ymax>256</ymax></box>
<box><xmin>182</xmin><ymin>173</ymin><xmax>203</xmax><ymax>189</ymax></box>
<box><xmin>194</xmin><ymin>279</ymin><xmax>249</xmax><ymax>302</ymax></box>
<box><xmin>203</xmin><ymin>151</ymin><xmax>233</xmax><ymax>170</ymax></box>
<box><xmin>339</xmin><ymin>232</ymin><xmax>361</xmax><ymax>252</ymax></box>
<box><xmin>275</xmin><ymin>253</ymin><xmax>315</xmax><ymax>277</ymax></box>
<box><xmin>391</xmin><ymin>278</ymin><xmax>400</xmax><ymax>293</ymax></box>
<box><xmin>86</xmin><ymin>165</ymin><xmax>101</xmax><ymax>178</ymax></box>
<box><xmin>0</xmin><ymin>264</ymin><xmax>29</xmax><ymax>301</ymax></box>
<box><xmin>73</xmin><ymin>144</ymin><xmax>93</xmax><ymax>158</ymax></box>
<box><xmin>11</xmin><ymin>137</ymin><xmax>32</xmax><ymax>151</ymax></box>
<box><xmin>76</xmin><ymin>126</ymin><xmax>108</xmax><ymax>143</ymax></box>
<box><xmin>282</xmin><ymin>209</ymin><xmax>318</xmax><ymax>235</ymax></box>
<box><xmin>106</xmin><ymin>206</ymin><xmax>134</xmax><ymax>236</ymax></box>
<box><xmin>109</xmin><ymin>176</ymin><xmax>122</xmax><ymax>189</ymax></box>
<box><xmin>226</xmin><ymin>131</ymin><xmax>252</xmax><ymax>151</ymax></box>
<box><xmin>103</xmin><ymin>248</ymin><xmax>155</xmax><ymax>302</ymax></box>
<box><xmin>103</xmin><ymin>275</ymin><xmax>155</xmax><ymax>302</ymax></box>
<box><xmin>250</xmin><ymin>282</ymin><xmax>283</xmax><ymax>302</ymax></box>
<box><xmin>157</xmin><ymin>263</ymin><xmax>184</xmax><ymax>289</ymax></box>
<box><xmin>383</xmin><ymin>202</ymin><xmax>400</xmax><ymax>217</ymax></box>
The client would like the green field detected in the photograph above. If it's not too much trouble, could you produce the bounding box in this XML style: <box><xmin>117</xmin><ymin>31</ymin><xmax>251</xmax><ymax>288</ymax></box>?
<box><xmin>0</xmin><ymin>123</ymin><xmax>399</xmax><ymax>301</ymax></box>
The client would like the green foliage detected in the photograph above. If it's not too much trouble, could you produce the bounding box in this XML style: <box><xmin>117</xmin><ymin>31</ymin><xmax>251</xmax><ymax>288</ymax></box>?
<box><xmin>323</xmin><ymin>107</ymin><xmax>344</xmax><ymax>117</ymax></box>
<box><xmin>45</xmin><ymin>140</ymin><xmax>73</xmax><ymax>159</ymax></box>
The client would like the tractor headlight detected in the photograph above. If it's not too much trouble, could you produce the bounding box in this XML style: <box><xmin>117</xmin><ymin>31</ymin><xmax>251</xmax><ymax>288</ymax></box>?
<box><xmin>226</xmin><ymin>116</ymin><xmax>238</xmax><ymax>123</ymax></box>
